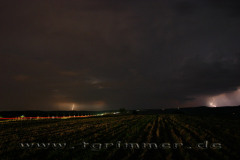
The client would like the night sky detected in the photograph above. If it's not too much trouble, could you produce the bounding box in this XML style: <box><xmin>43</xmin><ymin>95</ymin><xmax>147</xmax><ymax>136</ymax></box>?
<box><xmin>1</xmin><ymin>0</ymin><xmax>240</xmax><ymax>111</ymax></box>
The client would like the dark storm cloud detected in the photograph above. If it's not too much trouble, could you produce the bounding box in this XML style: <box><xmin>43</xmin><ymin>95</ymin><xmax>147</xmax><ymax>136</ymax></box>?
<box><xmin>206</xmin><ymin>0</ymin><xmax>240</xmax><ymax>16</ymax></box>
<box><xmin>174</xmin><ymin>1</ymin><xmax>198</xmax><ymax>15</ymax></box>
<box><xmin>0</xmin><ymin>0</ymin><xmax>240</xmax><ymax>110</ymax></box>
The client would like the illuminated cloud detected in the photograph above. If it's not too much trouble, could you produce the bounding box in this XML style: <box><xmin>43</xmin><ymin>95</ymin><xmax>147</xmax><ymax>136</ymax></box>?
<box><xmin>206</xmin><ymin>88</ymin><xmax>240</xmax><ymax>107</ymax></box>
<box><xmin>14</xmin><ymin>75</ymin><xmax>30</xmax><ymax>81</ymax></box>
<box><xmin>59</xmin><ymin>71</ymin><xmax>79</xmax><ymax>76</ymax></box>
<box><xmin>56</xmin><ymin>101</ymin><xmax>106</xmax><ymax>111</ymax></box>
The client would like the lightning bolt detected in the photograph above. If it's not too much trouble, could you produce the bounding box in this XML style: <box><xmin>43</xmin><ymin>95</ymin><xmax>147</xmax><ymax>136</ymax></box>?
<box><xmin>209</xmin><ymin>98</ymin><xmax>216</xmax><ymax>107</ymax></box>
<box><xmin>72</xmin><ymin>104</ymin><xmax>75</xmax><ymax>111</ymax></box>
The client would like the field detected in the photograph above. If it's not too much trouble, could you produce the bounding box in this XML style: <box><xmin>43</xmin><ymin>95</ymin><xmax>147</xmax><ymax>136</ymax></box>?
<box><xmin>0</xmin><ymin>114</ymin><xmax>240</xmax><ymax>160</ymax></box>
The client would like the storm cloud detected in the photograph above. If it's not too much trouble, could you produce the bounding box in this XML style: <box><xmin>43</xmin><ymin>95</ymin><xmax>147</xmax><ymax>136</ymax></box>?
<box><xmin>0</xmin><ymin>0</ymin><xmax>240</xmax><ymax>110</ymax></box>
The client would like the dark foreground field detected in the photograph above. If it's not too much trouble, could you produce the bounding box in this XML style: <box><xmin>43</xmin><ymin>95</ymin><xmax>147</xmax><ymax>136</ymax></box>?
<box><xmin>0</xmin><ymin>114</ymin><xmax>240</xmax><ymax>160</ymax></box>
